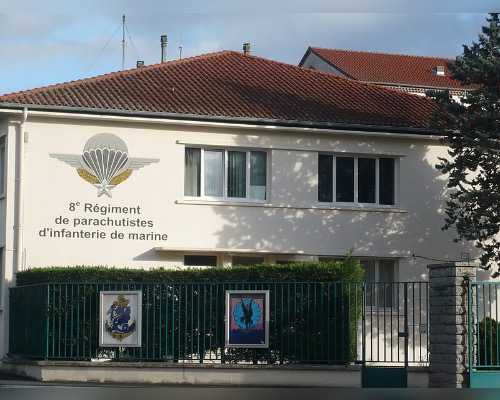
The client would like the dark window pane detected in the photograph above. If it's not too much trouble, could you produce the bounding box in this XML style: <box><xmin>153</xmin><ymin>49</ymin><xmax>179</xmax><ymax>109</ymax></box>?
<box><xmin>358</xmin><ymin>158</ymin><xmax>376</xmax><ymax>203</ymax></box>
<box><xmin>184</xmin><ymin>255</ymin><xmax>217</xmax><ymax>266</ymax></box>
<box><xmin>250</xmin><ymin>151</ymin><xmax>267</xmax><ymax>200</ymax></box>
<box><xmin>378</xmin><ymin>260</ymin><xmax>395</xmax><ymax>307</ymax></box>
<box><xmin>184</xmin><ymin>148</ymin><xmax>201</xmax><ymax>196</ymax></box>
<box><xmin>336</xmin><ymin>157</ymin><xmax>354</xmax><ymax>202</ymax></box>
<box><xmin>204</xmin><ymin>150</ymin><xmax>224</xmax><ymax>197</ymax></box>
<box><xmin>318</xmin><ymin>154</ymin><xmax>333</xmax><ymax>202</ymax></box>
<box><xmin>227</xmin><ymin>151</ymin><xmax>246</xmax><ymax>198</ymax></box>
<box><xmin>379</xmin><ymin>158</ymin><xmax>395</xmax><ymax>205</ymax></box>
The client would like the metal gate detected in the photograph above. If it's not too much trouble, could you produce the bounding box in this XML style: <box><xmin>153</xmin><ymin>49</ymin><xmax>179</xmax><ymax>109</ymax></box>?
<box><xmin>361</xmin><ymin>282</ymin><xmax>429</xmax><ymax>388</ymax></box>
<box><xmin>469</xmin><ymin>281</ymin><xmax>500</xmax><ymax>388</ymax></box>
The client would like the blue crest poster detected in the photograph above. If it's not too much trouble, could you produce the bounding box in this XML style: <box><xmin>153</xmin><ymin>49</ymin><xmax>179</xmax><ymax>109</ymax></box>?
<box><xmin>100</xmin><ymin>291</ymin><xmax>142</xmax><ymax>347</ymax></box>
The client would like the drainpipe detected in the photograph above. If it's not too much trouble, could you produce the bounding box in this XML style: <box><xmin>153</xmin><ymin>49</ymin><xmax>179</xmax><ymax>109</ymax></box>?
<box><xmin>14</xmin><ymin>107</ymin><xmax>27</xmax><ymax>272</ymax></box>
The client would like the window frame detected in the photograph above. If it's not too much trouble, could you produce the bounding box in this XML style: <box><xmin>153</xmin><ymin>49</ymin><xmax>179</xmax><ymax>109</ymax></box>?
<box><xmin>184</xmin><ymin>146</ymin><xmax>268</xmax><ymax>203</ymax></box>
<box><xmin>318</xmin><ymin>154</ymin><xmax>397</xmax><ymax>208</ymax></box>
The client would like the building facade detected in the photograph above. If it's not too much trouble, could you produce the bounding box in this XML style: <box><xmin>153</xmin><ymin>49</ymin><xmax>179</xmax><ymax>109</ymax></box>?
<box><xmin>0</xmin><ymin>50</ymin><xmax>480</xmax><ymax>361</ymax></box>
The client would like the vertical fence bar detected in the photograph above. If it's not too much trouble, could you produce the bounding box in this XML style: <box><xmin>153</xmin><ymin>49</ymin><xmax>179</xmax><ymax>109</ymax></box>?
<box><xmin>469</xmin><ymin>281</ymin><xmax>474</xmax><ymax>373</ymax></box>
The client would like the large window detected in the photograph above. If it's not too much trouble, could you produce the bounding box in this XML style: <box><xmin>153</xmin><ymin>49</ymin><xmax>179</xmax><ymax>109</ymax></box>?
<box><xmin>185</xmin><ymin>147</ymin><xmax>267</xmax><ymax>201</ymax></box>
<box><xmin>318</xmin><ymin>155</ymin><xmax>396</xmax><ymax>206</ymax></box>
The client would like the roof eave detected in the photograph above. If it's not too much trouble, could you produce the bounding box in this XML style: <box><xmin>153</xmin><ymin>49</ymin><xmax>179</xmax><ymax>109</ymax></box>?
<box><xmin>0</xmin><ymin>102</ymin><xmax>438</xmax><ymax>137</ymax></box>
<box><xmin>369</xmin><ymin>81</ymin><xmax>472</xmax><ymax>92</ymax></box>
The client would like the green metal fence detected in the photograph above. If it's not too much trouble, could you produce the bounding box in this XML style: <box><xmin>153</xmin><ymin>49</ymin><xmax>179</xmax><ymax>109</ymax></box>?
<box><xmin>469</xmin><ymin>281</ymin><xmax>500</xmax><ymax>388</ymax></box>
<box><xmin>9</xmin><ymin>281</ymin><xmax>363</xmax><ymax>364</ymax></box>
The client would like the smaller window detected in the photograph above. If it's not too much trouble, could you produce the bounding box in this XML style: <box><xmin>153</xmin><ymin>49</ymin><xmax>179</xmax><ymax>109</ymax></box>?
<box><xmin>184</xmin><ymin>255</ymin><xmax>217</xmax><ymax>267</ymax></box>
<box><xmin>232</xmin><ymin>256</ymin><xmax>265</xmax><ymax>266</ymax></box>
<box><xmin>362</xmin><ymin>259</ymin><xmax>396</xmax><ymax>308</ymax></box>
<box><xmin>319</xmin><ymin>256</ymin><xmax>396</xmax><ymax>308</ymax></box>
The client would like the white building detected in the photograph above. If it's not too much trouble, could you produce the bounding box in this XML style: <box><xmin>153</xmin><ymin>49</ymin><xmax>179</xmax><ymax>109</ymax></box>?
<box><xmin>0</xmin><ymin>50</ymin><xmax>480</xmax><ymax>362</ymax></box>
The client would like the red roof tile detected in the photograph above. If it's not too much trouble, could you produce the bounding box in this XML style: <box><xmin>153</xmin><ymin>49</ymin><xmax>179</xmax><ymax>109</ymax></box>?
<box><xmin>0</xmin><ymin>51</ymin><xmax>438</xmax><ymax>132</ymax></box>
<box><xmin>302</xmin><ymin>47</ymin><xmax>473</xmax><ymax>91</ymax></box>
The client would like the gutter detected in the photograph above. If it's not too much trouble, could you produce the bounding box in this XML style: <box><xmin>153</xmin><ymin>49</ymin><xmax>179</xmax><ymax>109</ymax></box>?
<box><xmin>14</xmin><ymin>107</ymin><xmax>27</xmax><ymax>272</ymax></box>
<box><xmin>0</xmin><ymin>103</ymin><xmax>439</xmax><ymax>137</ymax></box>
<box><xmin>366</xmin><ymin>81</ymin><xmax>472</xmax><ymax>93</ymax></box>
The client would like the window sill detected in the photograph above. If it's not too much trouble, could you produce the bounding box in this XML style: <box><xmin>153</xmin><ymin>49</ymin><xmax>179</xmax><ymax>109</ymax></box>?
<box><xmin>177</xmin><ymin>199</ymin><xmax>268</xmax><ymax>207</ymax></box>
<box><xmin>176</xmin><ymin>199</ymin><xmax>406</xmax><ymax>213</ymax></box>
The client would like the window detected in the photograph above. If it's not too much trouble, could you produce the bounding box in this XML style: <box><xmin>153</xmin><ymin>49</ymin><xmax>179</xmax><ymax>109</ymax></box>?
<box><xmin>184</xmin><ymin>255</ymin><xmax>218</xmax><ymax>267</ymax></box>
<box><xmin>185</xmin><ymin>147</ymin><xmax>267</xmax><ymax>201</ymax></box>
<box><xmin>0</xmin><ymin>137</ymin><xmax>5</xmax><ymax>196</ymax></box>
<box><xmin>232</xmin><ymin>256</ymin><xmax>265</xmax><ymax>266</ymax></box>
<box><xmin>318</xmin><ymin>155</ymin><xmax>396</xmax><ymax>206</ymax></box>
<box><xmin>362</xmin><ymin>259</ymin><xmax>396</xmax><ymax>308</ymax></box>
<box><xmin>318</xmin><ymin>257</ymin><xmax>396</xmax><ymax>308</ymax></box>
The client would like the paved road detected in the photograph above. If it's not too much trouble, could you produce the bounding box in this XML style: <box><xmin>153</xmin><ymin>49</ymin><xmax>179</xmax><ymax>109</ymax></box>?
<box><xmin>1</xmin><ymin>372</ymin><xmax>496</xmax><ymax>400</ymax></box>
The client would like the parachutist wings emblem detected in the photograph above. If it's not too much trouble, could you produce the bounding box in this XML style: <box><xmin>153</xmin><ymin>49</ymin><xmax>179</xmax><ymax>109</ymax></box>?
<box><xmin>50</xmin><ymin>133</ymin><xmax>159</xmax><ymax>198</ymax></box>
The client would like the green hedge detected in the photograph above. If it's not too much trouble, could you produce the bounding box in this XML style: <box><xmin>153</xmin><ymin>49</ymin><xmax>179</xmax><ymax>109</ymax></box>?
<box><xmin>13</xmin><ymin>258</ymin><xmax>364</xmax><ymax>364</ymax></box>
<box><xmin>16</xmin><ymin>256</ymin><xmax>364</xmax><ymax>286</ymax></box>
<box><xmin>478</xmin><ymin>317</ymin><xmax>500</xmax><ymax>368</ymax></box>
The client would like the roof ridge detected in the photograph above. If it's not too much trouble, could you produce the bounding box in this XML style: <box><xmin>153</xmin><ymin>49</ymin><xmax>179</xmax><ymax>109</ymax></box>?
<box><xmin>311</xmin><ymin>47</ymin><xmax>454</xmax><ymax>61</ymax></box>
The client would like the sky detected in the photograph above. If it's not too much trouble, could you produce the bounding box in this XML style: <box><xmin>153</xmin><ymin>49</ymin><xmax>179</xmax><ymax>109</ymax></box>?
<box><xmin>0</xmin><ymin>1</ymin><xmax>497</xmax><ymax>95</ymax></box>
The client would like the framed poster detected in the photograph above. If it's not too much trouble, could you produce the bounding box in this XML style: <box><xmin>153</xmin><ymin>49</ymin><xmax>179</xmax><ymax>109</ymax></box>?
<box><xmin>99</xmin><ymin>291</ymin><xmax>142</xmax><ymax>347</ymax></box>
<box><xmin>225</xmin><ymin>290</ymin><xmax>269</xmax><ymax>348</ymax></box>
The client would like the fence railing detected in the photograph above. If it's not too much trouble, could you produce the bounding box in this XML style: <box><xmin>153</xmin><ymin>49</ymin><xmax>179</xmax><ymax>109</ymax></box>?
<box><xmin>469</xmin><ymin>282</ymin><xmax>500</xmax><ymax>370</ymax></box>
<box><xmin>9</xmin><ymin>281</ymin><xmax>428</xmax><ymax>365</ymax></box>
<box><xmin>363</xmin><ymin>281</ymin><xmax>429</xmax><ymax>366</ymax></box>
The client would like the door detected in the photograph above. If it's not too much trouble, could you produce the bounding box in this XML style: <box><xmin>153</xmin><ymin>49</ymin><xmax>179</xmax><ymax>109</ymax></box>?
<box><xmin>361</xmin><ymin>282</ymin><xmax>409</xmax><ymax>388</ymax></box>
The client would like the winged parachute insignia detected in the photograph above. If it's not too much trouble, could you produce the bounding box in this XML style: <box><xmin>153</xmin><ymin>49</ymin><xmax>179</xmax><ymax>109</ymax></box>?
<box><xmin>50</xmin><ymin>133</ymin><xmax>159</xmax><ymax>197</ymax></box>
<box><xmin>233</xmin><ymin>298</ymin><xmax>262</xmax><ymax>332</ymax></box>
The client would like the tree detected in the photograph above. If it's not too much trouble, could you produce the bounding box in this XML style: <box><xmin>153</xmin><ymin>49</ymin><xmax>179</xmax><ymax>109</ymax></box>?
<box><xmin>429</xmin><ymin>13</ymin><xmax>500</xmax><ymax>276</ymax></box>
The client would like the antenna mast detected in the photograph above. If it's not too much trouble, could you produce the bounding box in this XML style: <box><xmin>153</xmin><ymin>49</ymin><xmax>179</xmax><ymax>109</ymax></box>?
<box><xmin>179</xmin><ymin>33</ymin><xmax>183</xmax><ymax>60</ymax></box>
<box><xmin>122</xmin><ymin>14</ymin><xmax>126</xmax><ymax>71</ymax></box>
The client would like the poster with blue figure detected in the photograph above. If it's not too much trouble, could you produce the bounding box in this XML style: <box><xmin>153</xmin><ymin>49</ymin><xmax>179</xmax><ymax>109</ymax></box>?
<box><xmin>225</xmin><ymin>290</ymin><xmax>269</xmax><ymax>348</ymax></box>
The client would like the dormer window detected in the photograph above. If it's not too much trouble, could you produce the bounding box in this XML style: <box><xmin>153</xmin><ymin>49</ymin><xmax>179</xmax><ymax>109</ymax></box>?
<box><xmin>435</xmin><ymin>66</ymin><xmax>445</xmax><ymax>76</ymax></box>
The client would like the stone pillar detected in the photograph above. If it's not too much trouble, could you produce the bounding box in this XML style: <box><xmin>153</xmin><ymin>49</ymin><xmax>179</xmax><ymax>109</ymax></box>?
<box><xmin>427</xmin><ymin>262</ymin><xmax>475</xmax><ymax>388</ymax></box>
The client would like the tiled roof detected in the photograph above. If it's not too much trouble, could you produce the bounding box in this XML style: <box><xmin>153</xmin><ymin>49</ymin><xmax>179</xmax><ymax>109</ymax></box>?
<box><xmin>0</xmin><ymin>51</ymin><xmax>438</xmax><ymax>132</ymax></box>
<box><xmin>301</xmin><ymin>47</ymin><xmax>473</xmax><ymax>91</ymax></box>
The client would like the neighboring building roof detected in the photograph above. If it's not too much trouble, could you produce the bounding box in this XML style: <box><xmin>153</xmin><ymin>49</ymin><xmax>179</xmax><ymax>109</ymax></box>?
<box><xmin>0</xmin><ymin>50</ymin><xmax>438</xmax><ymax>133</ymax></box>
<box><xmin>299</xmin><ymin>47</ymin><xmax>473</xmax><ymax>91</ymax></box>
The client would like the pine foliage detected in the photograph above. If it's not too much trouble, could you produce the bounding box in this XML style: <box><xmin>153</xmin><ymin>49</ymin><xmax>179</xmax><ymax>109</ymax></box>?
<box><xmin>429</xmin><ymin>14</ymin><xmax>500</xmax><ymax>276</ymax></box>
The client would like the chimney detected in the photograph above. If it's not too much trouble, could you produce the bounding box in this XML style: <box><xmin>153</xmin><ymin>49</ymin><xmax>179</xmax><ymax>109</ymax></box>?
<box><xmin>243</xmin><ymin>43</ymin><xmax>250</xmax><ymax>55</ymax></box>
<box><xmin>161</xmin><ymin>35</ymin><xmax>168</xmax><ymax>63</ymax></box>
<box><xmin>136</xmin><ymin>61</ymin><xmax>145</xmax><ymax>68</ymax></box>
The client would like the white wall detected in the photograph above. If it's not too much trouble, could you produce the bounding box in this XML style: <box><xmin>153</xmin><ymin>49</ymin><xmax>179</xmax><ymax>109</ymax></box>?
<box><xmin>3</xmin><ymin>112</ymin><xmax>475</xmax><ymax>281</ymax></box>
<box><xmin>300</xmin><ymin>52</ymin><xmax>347</xmax><ymax>77</ymax></box>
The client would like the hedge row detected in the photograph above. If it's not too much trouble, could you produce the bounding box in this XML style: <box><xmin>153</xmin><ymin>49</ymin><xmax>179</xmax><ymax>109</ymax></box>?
<box><xmin>16</xmin><ymin>257</ymin><xmax>364</xmax><ymax>286</ymax></box>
